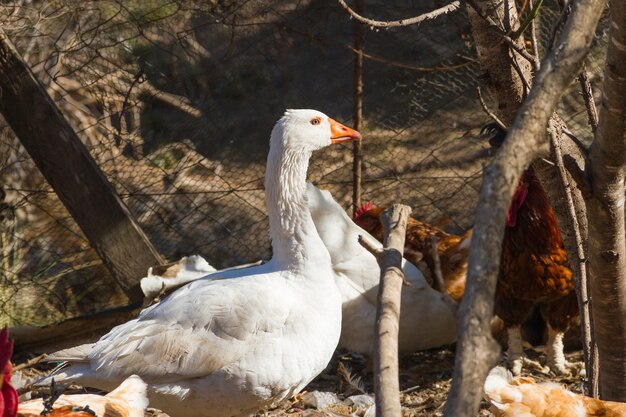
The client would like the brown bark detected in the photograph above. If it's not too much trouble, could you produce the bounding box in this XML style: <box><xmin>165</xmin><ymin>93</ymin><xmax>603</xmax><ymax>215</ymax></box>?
<box><xmin>579</xmin><ymin>65</ymin><xmax>599</xmax><ymax>133</ymax></box>
<box><xmin>0</xmin><ymin>30</ymin><xmax>164</xmax><ymax>302</ymax></box>
<box><xmin>360</xmin><ymin>204</ymin><xmax>411</xmax><ymax>417</ymax></box>
<box><xmin>444</xmin><ymin>0</ymin><xmax>607</xmax><ymax>414</ymax></box>
<box><xmin>587</xmin><ymin>3</ymin><xmax>626</xmax><ymax>400</ymax></box>
<box><xmin>466</xmin><ymin>0</ymin><xmax>531</xmax><ymax>125</ymax></box>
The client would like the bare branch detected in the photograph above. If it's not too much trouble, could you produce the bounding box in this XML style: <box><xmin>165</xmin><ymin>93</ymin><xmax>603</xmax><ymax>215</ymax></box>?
<box><xmin>476</xmin><ymin>86</ymin><xmax>507</xmax><ymax>130</ymax></box>
<box><xmin>430</xmin><ymin>235</ymin><xmax>458</xmax><ymax>312</ymax></box>
<box><xmin>529</xmin><ymin>0</ymin><xmax>541</xmax><ymax>70</ymax></box>
<box><xmin>352</xmin><ymin>0</ymin><xmax>363</xmax><ymax>217</ymax></box>
<box><xmin>548</xmin><ymin>119</ymin><xmax>598</xmax><ymax>397</ymax></box>
<box><xmin>503</xmin><ymin>35</ymin><xmax>538</xmax><ymax>69</ymax></box>
<box><xmin>578</xmin><ymin>64</ymin><xmax>599</xmax><ymax>133</ymax></box>
<box><xmin>336</xmin><ymin>0</ymin><xmax>461</xmax><ymax>28</ymax></box>
<box><xmin>13</xmin><ymin>354</ymin><xmax>46</xmax><ymax>372</ymax></box>
<box><xmin>358</xmin><ymin>234</ymin><xmax>384</xmax><ymax>259</ymax></box>
<box><xmin>139</xmin><ymin>80</ymin><xmax>202</xmax><ymax>119</ymax></box>
<box><xmin>347</xmin><ymin>46</ymin><xmax>472</xmax><ymax>72</ymax></box>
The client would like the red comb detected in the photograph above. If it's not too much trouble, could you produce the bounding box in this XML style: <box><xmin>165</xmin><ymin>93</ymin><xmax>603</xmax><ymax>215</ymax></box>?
<box><xmin>354</xmin><ymin>201</ymin><xmax>375</xmax><ymax>221</ymax></box>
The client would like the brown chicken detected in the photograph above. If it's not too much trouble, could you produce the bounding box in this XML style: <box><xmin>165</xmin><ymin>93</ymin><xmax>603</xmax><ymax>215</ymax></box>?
<box><xmin>486</xmin><ymin>122</ymin><xmax>579</xmax><ymax>375</ymax></box>
<box><xmin>354</xmin><ymin>203</ymin><xmax>471</xmax><ymax>302</ymax></box>
<box><xmin>484</xmin><ymin>366</ymin><xmax>626</xmax><ymax>417</ymax></box>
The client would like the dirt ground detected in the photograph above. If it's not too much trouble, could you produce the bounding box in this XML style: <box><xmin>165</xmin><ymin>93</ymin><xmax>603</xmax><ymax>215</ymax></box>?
<box><xmin>269</xmin><ymin>346</ymin><xmax>586</xmax><ymax>417</ymax></box>
<box><xmin>13</xmin><ymin>344</ymin><xmax>585</xmax><ymax>417</ymax></box>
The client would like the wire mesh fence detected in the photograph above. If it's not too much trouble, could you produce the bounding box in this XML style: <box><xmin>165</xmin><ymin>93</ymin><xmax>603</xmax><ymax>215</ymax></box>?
<box><xmin>0</xmin><ymin>0</ymin><xmax>607</xmax><ymax>326</ymax></box>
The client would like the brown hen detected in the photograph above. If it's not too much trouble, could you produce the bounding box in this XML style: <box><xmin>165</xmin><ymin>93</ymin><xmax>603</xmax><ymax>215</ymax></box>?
<box><xmin>354</xmin><ymin>204</ymin><xmax>471</xmax><ymax>302</ymax></box>
<box><xmin>497</xmin><ymin>166</ymin><xmax>579</xmax><ymax>375</ymax></box>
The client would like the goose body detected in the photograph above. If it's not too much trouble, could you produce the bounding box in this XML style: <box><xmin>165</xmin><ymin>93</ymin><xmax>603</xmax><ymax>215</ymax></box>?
<box><xmin>47</xmin><ymin>110</ymin><xmax>361</xmax><ymax>417</ymax></box>
<box><xmin>306</xmin><ymin>184</ymin><xmax>457</xmax><ymax>355</ymax></box>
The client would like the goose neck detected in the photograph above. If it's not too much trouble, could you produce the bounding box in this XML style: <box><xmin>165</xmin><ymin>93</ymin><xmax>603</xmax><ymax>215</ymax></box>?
<box><xmin>264</xmin><ymin>143</ymin><xmax>328</xmax><ymax>268</ymax></box>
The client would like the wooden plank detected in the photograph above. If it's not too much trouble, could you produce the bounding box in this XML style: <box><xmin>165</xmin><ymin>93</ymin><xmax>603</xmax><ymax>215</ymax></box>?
<box><xmin>11</xmin><ymin>304</ymin><xmax>141</xmax><ymax>353</ymax></box>
<box><xmin>0</xmin><ymin>30</ymin><xmax>164</xmax><ymax>302</ymax></box>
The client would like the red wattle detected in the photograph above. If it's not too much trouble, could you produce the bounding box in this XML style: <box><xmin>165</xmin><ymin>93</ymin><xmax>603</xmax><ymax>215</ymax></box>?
<box><xmin>506</xmin><ymin>181</ymin><xmax>528</xmax><ymax>228</ymax></box>
<box><xmin>1</xmin><ymin>382</ymin><xmax>17</xmax><ymax>417</ymax></box>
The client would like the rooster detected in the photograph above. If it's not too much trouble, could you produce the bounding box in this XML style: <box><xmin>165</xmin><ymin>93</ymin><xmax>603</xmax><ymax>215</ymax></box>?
<box><xmin>484</xmin><ymin>366</ymin><xmax>626</xmax><ymax>416</ymax></box>
<box><xmin>489</xmin><ymin>125</ymin><xmax>579</xmax><ymax>375</ymax></box>
<box><xmin>354</xmin><ymin>203</ymin><xmax>471</xmax><ymax>302</ymax></box>
<box><xmin>0</xmin><ymin>328</ymin><xmax>148</xmax><ymax>417</ymax></box>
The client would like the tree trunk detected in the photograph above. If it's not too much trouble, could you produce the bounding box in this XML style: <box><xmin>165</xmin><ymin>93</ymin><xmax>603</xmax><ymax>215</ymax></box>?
<box><xmin>587</xmin><ymin>2</ymin><xmax>626</xmax><ymax>400</ymax></box>
<box><xmin>466</xmin><ymin>0</ymin><xmax>531</xmax><ymax>125</ymax></box>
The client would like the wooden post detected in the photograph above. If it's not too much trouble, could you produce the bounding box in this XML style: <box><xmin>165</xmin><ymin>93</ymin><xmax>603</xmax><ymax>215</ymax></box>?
<box><xmin>352</xmin><ymin>0</ymin><xmax>364</xmax><ymax>217</ymax></box>
<box><xmin>0</xmin><ymin>30</ymin><xmax>164</xmax><ymax>302</ymax></box>
<box><xmin>359</xmin><ymin>204</ymin><xmax>411</xmax><ymax>417</ymax></box>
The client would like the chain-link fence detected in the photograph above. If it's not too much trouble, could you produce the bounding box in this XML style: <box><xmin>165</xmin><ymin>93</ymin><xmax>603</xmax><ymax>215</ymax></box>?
<box><xmin>0</xmin><ymin>0</ymin><xmax>607</xmax><ymax>326</ymax></box>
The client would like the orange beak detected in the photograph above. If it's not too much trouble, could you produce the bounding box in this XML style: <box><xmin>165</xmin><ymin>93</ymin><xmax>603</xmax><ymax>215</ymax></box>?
<box><xmin>329</xmin><ymin>118</ymin><xmax>362</xmax><ymax>144</ymax></box>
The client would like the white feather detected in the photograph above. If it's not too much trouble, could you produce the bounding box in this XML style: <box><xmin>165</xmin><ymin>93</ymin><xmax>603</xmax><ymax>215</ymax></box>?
<box><xmin>46</xmin><ymin>110</ymin><xmax>348</xmax><ymax>417</ymax></box>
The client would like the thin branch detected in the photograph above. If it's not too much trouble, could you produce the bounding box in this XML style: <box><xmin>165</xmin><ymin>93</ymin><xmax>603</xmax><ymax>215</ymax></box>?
<box><xmin>578</xmin><ymin>64</ymin><xmax>599</xmax><ymax>133</ymax></box>
<box><xmin>358</xmin><ymin>234</ymin><xmax>383</xmax><ymax>257</ymax></box>
<box><xmin>13</xmin><ymin>353</ymin><xmax>46</xmax><ymax>372</ymax></box>
<box><xmin>347</xmin><ymin>46</ymin><xmax>473</xmax><ymax>72</ymax></box>
<box><xmin>139</xmin><ymin>80</ymin><xmax>202</xmax><ymax>119</ymax></box>
<box><xmin>476</xmin><ymin>86</ymin><xmax>507</xmax><ymax>130</ymax></box>
<box><xmin>336</xmin><ymin>0</ymin><xmax>461</xmax><ymax>28</ymax></box>
<box><xmin>549</xmin><ymin>0</ymin><xmax>572</xmax><ymax>49</ymax></box>
<box><xmin>352</xmin><ymin>0</ymin><xmax>363</xmax><ymax>217</ymax></box>
<box><xmin>503</xmin><ymin>35</ymin><xmax>538</xmax><ymax>71</ymax></box>
<box><xmin>430</xmin><ymin>236</ymin><xmax>447</xmax><ymax>296</ymax></box>
<box><xmin>549</xmin><ymin>119</ymin><xmax>598</xmax><ymax>397</ymax></box>
<box><xmin>430</xmin><ymin>235</ymin><xmax>458</xmax><ymax>312</ymax></box>
<box><xmin>529</xmin><ymin>0</ymin><xmax>541</xmax><ymax>70</ymax></box>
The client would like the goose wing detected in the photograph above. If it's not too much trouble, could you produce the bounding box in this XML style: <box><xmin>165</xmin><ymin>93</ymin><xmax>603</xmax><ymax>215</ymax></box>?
<box><xmin>88</xmin><ymin>271</ymin><xmax>292</xmax><ymax>382</ymax></box>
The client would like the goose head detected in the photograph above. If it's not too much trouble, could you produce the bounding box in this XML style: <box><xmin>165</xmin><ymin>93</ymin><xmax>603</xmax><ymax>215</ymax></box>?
<box><xmin>272</xmin><ymin>109</ymin><xmax>361</xmax><ymax>151</ymax></box>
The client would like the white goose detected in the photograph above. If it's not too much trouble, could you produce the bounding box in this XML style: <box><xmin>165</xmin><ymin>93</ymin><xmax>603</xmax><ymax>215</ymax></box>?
<box><xmin>46</xmin><ymin>109</ymin><xmax>361</xmax><ymax>417</ymax></box>
<box><xmin>306</xmin><ymin>184</ymin><xmax>457</xmax><ymax>356</ymax></box>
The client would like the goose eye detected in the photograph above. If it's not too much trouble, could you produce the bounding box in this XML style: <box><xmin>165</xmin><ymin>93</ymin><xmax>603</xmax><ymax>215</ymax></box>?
<box><xmin>310</xmin><ymin>117</ymin><xmax>321</xmax><ymax>125</ymax></box>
